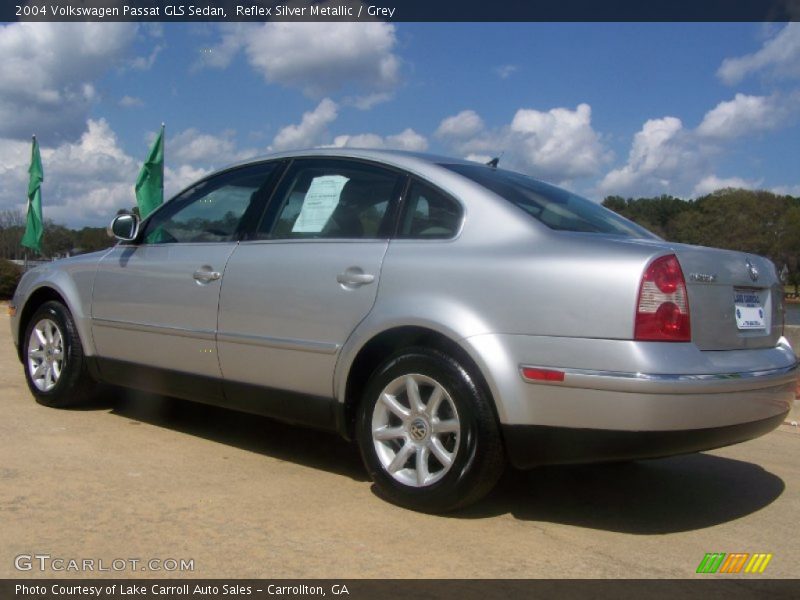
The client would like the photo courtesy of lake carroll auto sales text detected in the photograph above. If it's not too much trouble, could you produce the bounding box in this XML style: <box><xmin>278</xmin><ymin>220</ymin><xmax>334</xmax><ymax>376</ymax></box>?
<box><xmin>1</xmin><ymin>1</ymin><xmax>798</xmax><ymax>598</ymax></box>
<box><xmin>14</xmin><ymin>583</ymin><xmax>352</xmax><ymax>596</ymax></box>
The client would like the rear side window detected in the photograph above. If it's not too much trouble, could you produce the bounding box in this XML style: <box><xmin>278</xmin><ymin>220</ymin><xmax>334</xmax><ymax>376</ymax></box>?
<box><xmin>258</xmin><ymin>159</ymin><xmax>403</xmax><ymax>239</ymax></box>
<box><xmin>441</xmin><ymin>163</ymin><xmax>656</xmax><ymax>238</ymax></box>
<box><xmin>398</xmin><ymin>180</ymin><xmax>462</xmax><ymax>239</ymax></box>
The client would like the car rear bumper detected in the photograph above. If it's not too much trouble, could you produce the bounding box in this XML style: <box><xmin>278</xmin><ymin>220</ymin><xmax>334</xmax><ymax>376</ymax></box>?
<box><xmin>502</xmin><ymin>411</ymin><xmax>788</xmax><ymax>469</ymax></box>
<box><xmin>500</xmin><ymin>364</ymin><xmax>795</xmax><ymax>468</ymax></box>
<box><xmin>505</xmin><ymin>360</ymin><xmax>796</xmax><ymax>431</ymax></box>
<box><xmin>462</xmin><ymin>333</ymin><xmax>797</xmax><ymax>466</ymax></box>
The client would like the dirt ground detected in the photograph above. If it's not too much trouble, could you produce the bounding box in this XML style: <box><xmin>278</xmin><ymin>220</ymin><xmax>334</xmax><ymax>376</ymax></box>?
<box><xmin>1</xmin><ymin>310</ymin><xmax>798</xmax><ymax>579</ymax></box>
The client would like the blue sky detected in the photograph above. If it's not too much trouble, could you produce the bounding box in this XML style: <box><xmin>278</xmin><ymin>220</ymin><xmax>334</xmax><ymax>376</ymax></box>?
<box><xmin>0</xmin><ymin>20</ymin><xmax>798</xmax><ymax>227</ymax></box>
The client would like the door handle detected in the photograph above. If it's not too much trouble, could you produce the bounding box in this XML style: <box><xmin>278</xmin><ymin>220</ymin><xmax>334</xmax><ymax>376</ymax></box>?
<box><xmin>193</xmin><ymin>268</ymin><xmax>221</xmax><ymax>283</ymax></box>
<box><xmin>337</xmin><ymin>269</ymin><xmax>375</xmax><ymax>287</ymax></box>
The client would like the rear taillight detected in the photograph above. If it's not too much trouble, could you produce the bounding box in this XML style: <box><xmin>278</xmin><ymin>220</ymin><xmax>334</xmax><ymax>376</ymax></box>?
<box><xmin>635</xmin><ymin>254</ymin><xmax>691</xmax><ymax>342</ymax></box>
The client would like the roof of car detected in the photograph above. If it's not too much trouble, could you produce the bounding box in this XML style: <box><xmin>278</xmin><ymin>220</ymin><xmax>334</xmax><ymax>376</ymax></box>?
<box><xmin>226</xmin><ymin>147</ymin><xmax>480</xmax><ymax>174</ymax></box>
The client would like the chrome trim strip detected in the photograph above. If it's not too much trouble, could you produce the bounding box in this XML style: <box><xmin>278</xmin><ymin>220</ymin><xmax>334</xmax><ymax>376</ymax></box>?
<box><xmin>217</xmin><ymin>332</ymin><xmax>340</xmax><ymax>355</ymax></box>
<box><xmin>519</xmin><ymin>362</ymin><xmax>799</xmax><ymax>394</ymax></box>
<box><xmin>522</xmin><ymin>363</ymin><xmax>800</xmax><ymax>382</ymax></box>
<box><xmin>92</xmin><ymin>318</ymin><xmax>216</xmax><ymax>341</ymax></box>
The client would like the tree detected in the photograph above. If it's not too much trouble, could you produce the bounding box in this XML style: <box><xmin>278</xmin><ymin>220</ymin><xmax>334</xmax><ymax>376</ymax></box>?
<box><xmin>0</xmin><ymin>209</ymin><xmax>26</xmax><ymax>260</ymax></box>
<box><xmin>603</xmin><ymin>189</ymin><xmax>800</xmax><ymax>276</ymax></box>
<box><xmin>41</xmin><ymin>221</ymin><xmax>74</xmax><ymax>258</ymax></box>
<box><xmin>602</xmin><ymin>195</ymin><xmax>692</xmax><ymax>238</ymax></box>
<box><xmin>781</xmin><ymin>204</ymin><xmax>800</xmax><ymax>296</ymax></box>
<box><xmin>75</xmin><ymin>227</ymin><xmax>114</xmax><ymax>253</ymax></box>
<box><xmin>0</xmin><ymin>259</ymin><xmax>21</xmax><ymax>299</ymax></box>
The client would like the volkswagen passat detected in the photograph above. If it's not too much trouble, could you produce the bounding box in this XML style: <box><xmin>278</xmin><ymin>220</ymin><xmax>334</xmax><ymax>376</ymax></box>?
<box><xmin>9</xmin><ymin>149</ymin><xmax>797</xmax><ymax>511</ymax></box>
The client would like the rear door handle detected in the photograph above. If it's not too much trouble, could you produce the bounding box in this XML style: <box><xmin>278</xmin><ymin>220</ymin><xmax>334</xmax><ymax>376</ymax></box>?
<box><xmin>337</xmin><ymin>269</ymin><xmax>375</xmax><ymax>287</ymax></box>
<box><xmin>193</xmin><ymin>267</ymin><xmax>221</xmax><ymax>283</ymax></box>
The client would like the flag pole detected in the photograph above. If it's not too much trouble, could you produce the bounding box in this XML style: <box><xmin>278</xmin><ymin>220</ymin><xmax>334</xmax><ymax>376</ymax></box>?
<box><xmin>23</xmin><ymin>133</ymin><xmax>30</xmax><ymax>273</ymax></box>
<box><xmin>31</xmin><ymin>133</ymin><xmax>39</xmax><ymax>260</ymax></box>
<box><xmin>31</xmin><ymin>134</ymin><xmax>34</xmax><ymax>264</ymax></box>
<box><xmin>27</xmin><ymin>132</ymin><xmax>33</xmax><ymax>268</ymax></box>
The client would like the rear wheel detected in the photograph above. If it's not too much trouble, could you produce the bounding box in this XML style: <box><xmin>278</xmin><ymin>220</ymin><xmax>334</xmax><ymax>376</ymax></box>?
<box><xmin>23</xmin><ymin>301</ymin><xmax>95</xmax><ymax>408</ymax></box>
<box><xmin>357</xmin><ymin>347</ymin><xmax>505</xmax><ymax>512</ymax></box>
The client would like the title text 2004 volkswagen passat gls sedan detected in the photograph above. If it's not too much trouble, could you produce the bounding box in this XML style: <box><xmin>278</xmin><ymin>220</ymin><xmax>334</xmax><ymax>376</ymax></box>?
<box><xmin>10</xmin><ymin>149</ymin><xmax>797</xmax><ymax>511</ymax></box>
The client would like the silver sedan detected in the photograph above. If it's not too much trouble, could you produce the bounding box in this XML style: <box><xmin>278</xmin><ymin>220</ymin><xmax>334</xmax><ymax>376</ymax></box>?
<box><xmin>9</xmin><ymin>149</ymin><xmax>797</xmax><ymax>512</ymax></box>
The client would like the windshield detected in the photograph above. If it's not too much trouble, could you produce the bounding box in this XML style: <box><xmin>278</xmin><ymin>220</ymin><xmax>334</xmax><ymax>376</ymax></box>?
<box><xmin>441</xmin><ymin>163</ymin><xmax>656</xmax><ymax>238</ymax></box>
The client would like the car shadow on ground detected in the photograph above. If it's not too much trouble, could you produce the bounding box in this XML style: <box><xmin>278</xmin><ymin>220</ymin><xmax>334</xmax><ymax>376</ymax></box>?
<box><xmin>83</xmin><ymin>387</ymin><xmax>784</xmax><ymax>533</ymax></box>
<box><xmin>454</xmin><ymin>454</ymin><xmax>785</xmax><ymax>534</ymax></box>
<box><xmin>85</xmin><ymin>385</ymin><xmax>369</xmax><ymax>483</ymax></box>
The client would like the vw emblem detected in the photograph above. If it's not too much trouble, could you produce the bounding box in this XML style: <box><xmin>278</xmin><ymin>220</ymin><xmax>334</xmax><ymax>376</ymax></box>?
<box><xmin>745</xmin><ymin>258</ymin><xmax>759</xmax><ymax>282</ymax></box>
<box><xmin>409</xmin><ymin>418</ymin><xmax>428</xmax><ymax>441</ymax></box>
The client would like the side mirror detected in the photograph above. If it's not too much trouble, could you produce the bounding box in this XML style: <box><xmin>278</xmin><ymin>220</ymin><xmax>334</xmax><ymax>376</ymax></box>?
<box><xmin>108</xmin><ymin>213</ymin><xmax>140</xmax><ymax>242</ymax></box>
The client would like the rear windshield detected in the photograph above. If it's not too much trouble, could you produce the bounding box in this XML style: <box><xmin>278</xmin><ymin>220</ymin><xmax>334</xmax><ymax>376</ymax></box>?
<box><xmin>441</xmin><ymin>163</ymin><xmax>655</xmax><ymax>238</ymax></box>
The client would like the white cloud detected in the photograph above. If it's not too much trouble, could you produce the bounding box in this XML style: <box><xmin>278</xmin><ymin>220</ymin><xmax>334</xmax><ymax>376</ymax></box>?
<box><xmin>697</xmin><ymin>93</ymin><xmax>789</xmax><ymax>140</ymax></box>
<box><xmin>119</xmin><ymin>95</ymin><xmax>143</xmax><ymax>108</ymax></box>
<box><xmin>130</xmin><ymin>43</ymin><xmax>164</xmax><ymax>71</ymax></box>
<box><xmin>47</xmin><ymin>119</ymin><xmax>136</xmax><ymax>181</ymax></box>
<box><xmin>346</xmin><ymin>92</ymin><xmax>393</xmax><ymax>110</ymax></box>
<box><xmin>495</xmin><ymin>65</ymin><xmax>517</xmax><ymax>79</ymax></box>
<box><xmin>195</xmin><ymin>23</ymin><xmax>244</xmax><ymax>69</ymax></box>
<box><xmin>164</xmin><ymin>164</ymin><xmax>211</xmax><ymax>199</ymax></box>
<box><xmin>0</xmin><ymin>23</ymin><xmax>137</xmax><ymax>140</ymax></box>
<box><xmin>717</xmin><ymin>22</ymin><xmax>800</xmax><ymax>84</ymax></box>
<box><xmin>464</xmin><ymin>153</ymin><xmax>493</xmax><ymax>164</ymax></box>
<box><xmin>508</xmin><ymin>104</ymin><xmax>610</xmax><ymax>180</ymax></box>
<box><xmin>600</xmin><ymin>87</ymin><xmax>800</xmax><ymax>198</ymax></box>
<box><xmin>387</xmin><ymin>129</ymin><xmax>428</xmax><ymax>152</ymax></box>
<box><xmin>201</xmin><ymin>22</ymin><xmax>401</xmax><ymax>98</ymax></box>
<box><xmin>438</xmin><ymin>104</ymin><xmax>611</xmax><ymax>184</ymax></box>
<box><xmin>771</xmin><ymin>184</ymin><xmax>800</xmax><ymax>197</ymax></box>
<box><xmin>169</xmin><ymin>128</ymin><xmax>258</xmax><ymax>166</ymax></box>
<box><xmin>435</xmin><ymin>110</ymin><xmax>485</xmax><ymax>140</ymax></box>
<box><xmin>271</xmin><ymin>98</ymin><xmax>339</xmax><ymax>151</ymax></box>
<box><xmin>331</xmin><ymin>128</ymin><xmax>428</xmax><ymax>152</ymax></box>
<box><xmin>598</xmin><ymin>116</ymin><xmax>702</xmax><ymax>197</ymax></box>
<box><xmin>692</xmin><ymin>175</ymin><xmax>762</xmax><ymax>197</ymax></box>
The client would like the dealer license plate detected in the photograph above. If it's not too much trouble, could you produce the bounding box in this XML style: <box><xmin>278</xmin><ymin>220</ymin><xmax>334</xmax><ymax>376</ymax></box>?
<box><xmin>733</xmin><ymin>289</ymin><xmax>766</xmax><ymax>330</ymax></box>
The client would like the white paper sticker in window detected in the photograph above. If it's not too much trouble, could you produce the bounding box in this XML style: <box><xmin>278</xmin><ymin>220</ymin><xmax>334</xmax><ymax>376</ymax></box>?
<box><xmin>292</xmin><ymin>175</ymin><xmax>349</xmax><ymax>233</ymax></box>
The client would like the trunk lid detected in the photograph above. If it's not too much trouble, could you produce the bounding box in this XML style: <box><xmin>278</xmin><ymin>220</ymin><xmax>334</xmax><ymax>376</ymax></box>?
<box><xmin>673</xmin><ymin>243</ymin><xmax>781</xmax><ymax>350</ymax></box>
<box><xmin>618</xmin><ymin>238</ymin><xmax>782</xmax><ymax>350</ymax></box>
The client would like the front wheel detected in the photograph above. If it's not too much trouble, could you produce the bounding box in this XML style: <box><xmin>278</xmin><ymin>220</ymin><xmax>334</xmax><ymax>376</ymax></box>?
<box><xmin>357</xmin><ymin>347</ymin><xmax>505</xmax><ymax>512</ymax></box>
<box><xmin>23</xmin><ymin>301</ymin><xmax>95</xmax><ymax>408</ymax></box>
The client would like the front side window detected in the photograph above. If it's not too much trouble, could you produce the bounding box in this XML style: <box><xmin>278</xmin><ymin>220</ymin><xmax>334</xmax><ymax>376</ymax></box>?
<box><xmin>441</xmin><ymin>163</ymin><xmax>656</xmax><ymax>238</ymax></box>
<box><xmin>258</xmin><ymin>159</ymin><xmax>403</xmax><ymax>240</ymax></box>
<box><xmin>398</xmin><ymin>180</ymin><xmax>462</xmax><ymax>239</ymax></box>
<box><xmin>141</xmin><ymin>163</ymin><xmax>278</xmax><ymax>244</ymax></box>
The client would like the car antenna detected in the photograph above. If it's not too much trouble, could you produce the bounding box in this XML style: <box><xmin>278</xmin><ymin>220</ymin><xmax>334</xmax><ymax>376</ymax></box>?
<box><xmin>486</xmin><ymin>152</ymin><xmax>503</xmax><ymax>169</ymax></box>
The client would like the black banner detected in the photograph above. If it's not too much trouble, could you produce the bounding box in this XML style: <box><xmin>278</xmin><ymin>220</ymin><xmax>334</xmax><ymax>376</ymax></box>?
<box><xmin>2</xmin><ymin>579</ymin><xmax>799</xmax><ymax>600</ymax></box>
<box><xmin>6</xmin><ymin>0</ymin><xmax>800</xmax><ymax>23</ymax></box>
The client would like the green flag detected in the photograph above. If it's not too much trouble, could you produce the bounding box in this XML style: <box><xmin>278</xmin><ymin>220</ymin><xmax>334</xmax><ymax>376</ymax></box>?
<box><xmin>135</xmin><ymin>124</ymin><xmax>164</xmax><ymax>219</ymax></box>
<box><xmin>21</xmin><ymin>136</ymin><xmax>44</xmax><ymax>255</ymax></box>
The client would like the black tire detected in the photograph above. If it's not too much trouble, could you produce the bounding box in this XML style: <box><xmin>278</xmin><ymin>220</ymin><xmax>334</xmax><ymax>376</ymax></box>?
<box><xmin>357</xmin><ymin>347</ymin><xmax>505</xmax><ymax>512</ymax></box>
<box><xmin>22</xmin><ymin>301</ymin><xmax>95</xmax><ymax>408</ymax></box>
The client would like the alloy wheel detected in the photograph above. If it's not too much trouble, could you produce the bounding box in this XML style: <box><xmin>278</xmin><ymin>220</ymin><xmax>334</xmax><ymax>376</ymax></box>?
<box><xmin>371</xmin><ymin>373</ymin><xmax>461</xmax><ymax>487</ymax></box>
<box><xmin>27</xmin><ymin>318</ymin><xmax>65</xmax><ymax>392</ymax></box>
